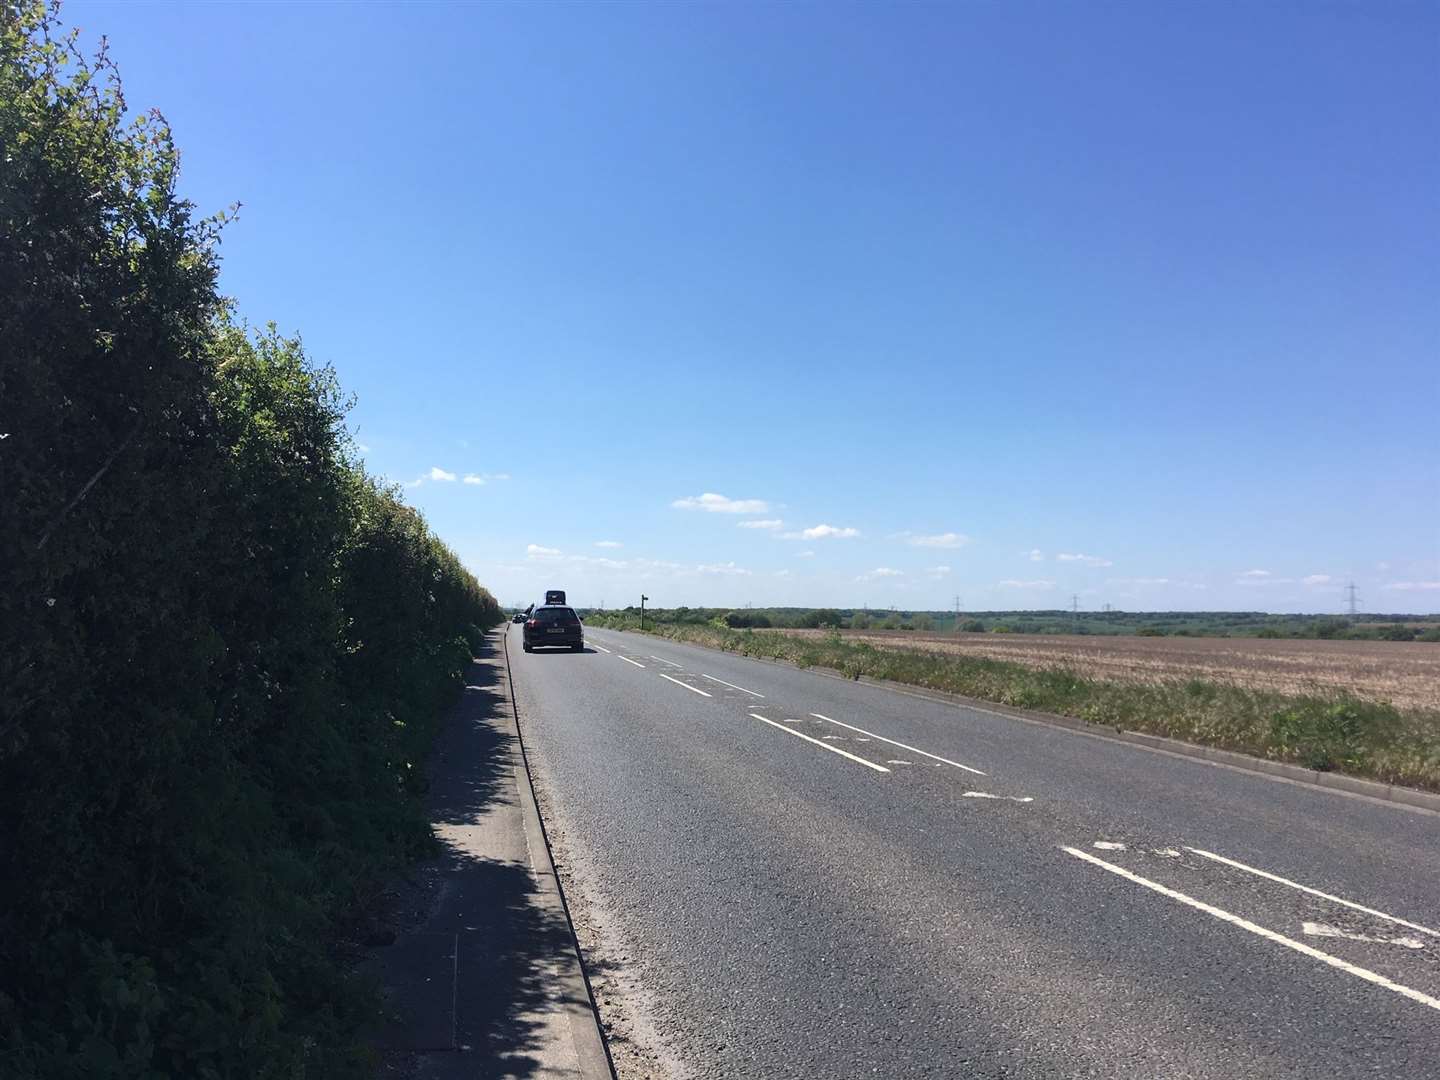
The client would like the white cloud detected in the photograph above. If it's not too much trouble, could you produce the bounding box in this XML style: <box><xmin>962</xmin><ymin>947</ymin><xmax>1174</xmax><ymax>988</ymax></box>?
<box><xmin>526</xmin><ymin>544</ymin><xmax>562</xmax><ymax>559</ymax></box>
<box><xmin>429</xmin><ymin>467</ymin><xmax>457</xmax><ymax>482</ymax></box>
<box><xmin>774</xmin><ymin>569</ymin><xmax>792</xmax><ymax>578</ymax></box>
<box><xmin>462</xmin><ymin>471</ymin><xmax>510</xmax><ymax>485</ymax></box>
<box><xmin>1301</xmin><ymin>574</ymin><xmax>1332</xmax><ymax>586</ymax></box>
<box><xmin>998</xmin><ymin>579</ymin><xmax>1056</xmax><ymax>588</ymax></box>
<box><xmin>1057</xmin><ymin>552</ymin><xmax>1113</xmax><ymax>567</ymax></box>
<box><xmin>357</xmin><ymin>443</ymin><xmax>371</xmax><ymax>453</ymax></box>
<box><xmin>857</xmin><ymin>567</ymin><xmax>904</xmax><ymax>582</ymax></box>
<box><xmin>595</xmin><ymin>540</ymin><xmax>623</xmax><ymax>549</ymax></box>
<box><xmin>1235</xmin><ymin>575</ymin><xmax>1294</xmax><ymax>586</ymax></box>
<box><xmin>1108</xmin><ymin>577</ymin><xmax>1170</xmax><ymax>586</ymax></box>
<box><xmin>1382</xmin><ymin>581</ymin><xmax>1440</xmax><ymax>591</ymax></box>
<box><xmin>783</xmin><ymin>524</ymin><xmax>860</xmax><ymax>540</ymax></box>
<box><xmin>928</xmin><ymin>565</ymin><xmax>952</xmax><ymax>578</ymax></box>
<box><xmin>697</xmin><ymin>561</ymin><xmax>752</xmax><ymax>576</ymax></box>
<box><xmin>796</xmin><ymin>550</ymin><xmax>815</xmax><ymax>558</ymax></box>
<box><xmin>462</xmin><ymin>474</ymin><xmax>485</xmax><ymax>485</ymax></box>
<box><xmin>672</xmin><ymin>492</ymin><xmax>770</xmax><ymax>514</ymax></box>
<box><xmin>1240</xmin><ymin>569</ymin><xmax>1271</xmax><ymax>578</ymax></box>
<box><xmin>738</xmin><ymin>519</ymin><xmax>784</xmax><ymax>530</ymax></box>
<box><xmin>1377</xmin><ymin>561</ymin><xmax>1391</xmax><ymax>572</ymax></box>
<box><xmin>1026</xmin><ymin>549</ymin><xmax>1044</xmax><ymax>562</ymax></box>
<box><xmin>908</xmin><ymin>532</ymin><xmax>971</xmax><ymax>549</ymax></box>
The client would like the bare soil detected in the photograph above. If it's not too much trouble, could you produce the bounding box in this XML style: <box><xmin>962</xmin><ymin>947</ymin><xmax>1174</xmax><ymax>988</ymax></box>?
<box><xmin>781</xmin><ymin>630</ymin><xmax>1440</xmax><ymax>711</ymax></box>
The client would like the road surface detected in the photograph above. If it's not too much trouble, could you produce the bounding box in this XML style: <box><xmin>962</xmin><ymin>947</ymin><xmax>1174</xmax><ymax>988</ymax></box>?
<box><xmin>509</xmin><ymin>624</ymin><xmax>1440</xmax><ymax>1078</ymax></box>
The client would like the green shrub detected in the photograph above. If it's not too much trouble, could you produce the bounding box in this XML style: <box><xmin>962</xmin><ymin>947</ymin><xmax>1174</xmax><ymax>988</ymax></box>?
<box><xmin>0</xmin><ymin>8</ymin><xmax>501</xmax><ymax>1075</ymax></box>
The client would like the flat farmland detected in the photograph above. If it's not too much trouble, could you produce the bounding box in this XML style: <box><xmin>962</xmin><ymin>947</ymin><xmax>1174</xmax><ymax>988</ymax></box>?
<box><xmin>781</xmin><ymin>629</ymin><xmax>1440</xmax><ymax>711</ymax></box>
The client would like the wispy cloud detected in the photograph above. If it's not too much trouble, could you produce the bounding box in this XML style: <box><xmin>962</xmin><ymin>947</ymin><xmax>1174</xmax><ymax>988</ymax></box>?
<box><xmin>927</xmin><ymin>565</ymin><xmax>952</xmax><ymax>578</ymax></box>
<box><xmin>1240</xmin><ymin>569</ymin><xmax>1271</xmax><ymax>578</ymax></box>
<box><xmin>796</xmin><ymin>550</ymin><xmax>815</xmax><ymax>558</ymax></box>
<box><xmin>1382</xmin><ymin>581</ymin><xmax>1440</xmax><ymax>591</ymax></box>
<box><xmin>595</xmin><ymin>540</ymin><xmax>623</xmax><ymax>549</ymax></box>
<box><xmin>1057</xmin><ymin>552</ymin><xmax>1112</xmax><ymax>567</ymax></box>
<box><xmin>463</xmin><ymin>471</ymin><xmax>511</xmax><ymax>485</ymax></box>
<box><xmin>738</xmin><ymin>519</ymin><xmax>784</xmax><ymax>530</ymax></box>
<box><xmin>526</xmin><ymin>544</ymin><xmax>562</xmax><ymax>559</ymax></box>
<box><xmin>998</xmin><ymin>579</ymin><xmax>1056</xmax><ymax>588</ymax></box>
<box><xmin>1108</xmin><ymin>577</ymin><xmax>1170</xmax><ymax>586</ymax></box>
<box><xmin>782</xmin><ymin>524</ymin><xmax>860</xmax><ymax>540</ymax></box>
<box><xmin>774</xmin><ymin>569</ymin><xmax>792</xmax><ymax>578</ymax></box>
<box><xmin>857</xmin><ymin>567</ymin><xmax>904</xmax><ymax>582</ymax></box>
<box><xmin>1301</xmin><ymin>574</ymin><xmax>1332</xmax><ymax>586</ymax></box>
<box><xmin>698</xmin><ymin>561</ymin><xmax>752</xmax><ymax>576</ymax></box>
<box><xmin>429</xmin><ymin>466</ymin><xmax>457</xmax><ymax>482</ymax></box>
<box><xmin>357</xmin><ymin>443</ymin><xmax>371</xmax><ymax>453</ymax></box>
<box><xmin>672</xmin><ymin>492</ymin><xmax>770</xmax><ymax>514</ymax></box>
<box><xmin>906</xmin><ymin>532</ymin><xmax>971</xmax><ymax>549</ymax></box>
<box><xmin>1025</xmin><ymin>549</ymin><xmax>1044</xmax><ymax>562</ymax></box>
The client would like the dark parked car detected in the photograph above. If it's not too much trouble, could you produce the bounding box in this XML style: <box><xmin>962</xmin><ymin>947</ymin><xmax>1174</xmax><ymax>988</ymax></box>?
<box><xmin>512</xmin><ymin>612</ymin><xmax>526</xmax><ymax>623</ymax></box>
<box><xmin>523</xmin><ymin>605</ymin><xmax>584</xmax><ymax>652</ymax></box>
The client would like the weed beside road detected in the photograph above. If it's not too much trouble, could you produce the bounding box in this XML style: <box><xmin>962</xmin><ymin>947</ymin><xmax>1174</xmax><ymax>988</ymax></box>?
<box><xmin>588</xmin><ymin>616</ymin><xmax>1440</xmax><ymax>793</ymax></box>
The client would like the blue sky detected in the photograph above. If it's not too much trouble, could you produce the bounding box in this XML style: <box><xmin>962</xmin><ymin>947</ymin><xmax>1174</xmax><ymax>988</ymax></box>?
<box><xmin>69</xmin><ymin>1</ymin><xmax>1438</xmax><ymax>612</ymax></box>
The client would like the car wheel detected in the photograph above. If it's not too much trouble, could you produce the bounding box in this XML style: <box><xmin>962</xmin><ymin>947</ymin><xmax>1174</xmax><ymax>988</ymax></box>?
<box><xmin>522</xmin><ymin>642</ymin><xmax>533</xmax><ymax>652</ymax></box>
<box><xmin>572</xmin><ymin>643</ymin><xmax>583</xmax><ymax>652</ymax></box>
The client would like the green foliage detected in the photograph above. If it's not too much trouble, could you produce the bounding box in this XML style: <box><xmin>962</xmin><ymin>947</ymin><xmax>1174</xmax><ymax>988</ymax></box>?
<box><xmin>960</xmin><ymin>619</ymin><xmax>986</xmax><ymax>633</ymax></box>
<box><xmin>1313</xmin><ymin>617</ymin><xmax>1351</xmax><ymax>640</ymax></box>
<box><xmin>849</xmin><ymin>612</ymin><xmax>871</xmax><ymax>630</ymax></box>
<box><xmin>911</xmin><ymin>614</ymin><xmax>934</xmax><ymax>632</ymax></box>
<box><xmin>0</xmin><ymin>8</ymin><xmax>500</xmax><ymax>1075</ymax></box>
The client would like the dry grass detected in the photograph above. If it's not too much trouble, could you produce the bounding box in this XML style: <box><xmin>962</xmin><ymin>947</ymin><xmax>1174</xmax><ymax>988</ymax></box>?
<box><xmin>780</xmin><ymin>630</ymin><xmax>1440</xmax><ymax>712</ymax></box>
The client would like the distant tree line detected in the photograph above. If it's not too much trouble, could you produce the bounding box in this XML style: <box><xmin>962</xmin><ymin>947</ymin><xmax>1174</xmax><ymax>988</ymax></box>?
<box><xmin>1</xmin><ymin>7</ymin><xmax>501</xmax><ymax>1075</ymax></box>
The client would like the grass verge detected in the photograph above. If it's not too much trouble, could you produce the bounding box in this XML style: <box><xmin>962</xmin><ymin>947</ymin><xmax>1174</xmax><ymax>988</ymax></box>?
<box><xmin>589</xmin><ymin>616</ymin><xmax>1440</xmax><ymax>793</ymax></box>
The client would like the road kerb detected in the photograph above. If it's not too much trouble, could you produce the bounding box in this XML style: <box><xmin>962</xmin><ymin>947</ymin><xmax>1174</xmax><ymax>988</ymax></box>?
<box><xmin>500</xmin><ymin>627</ymin><xmax>618</xmax><ymax>1080</ymax></box>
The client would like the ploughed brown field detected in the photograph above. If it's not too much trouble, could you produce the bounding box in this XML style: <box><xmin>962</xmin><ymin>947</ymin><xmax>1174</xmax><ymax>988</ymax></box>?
<box><xmin>780</xmin><ymin>629</ymin><xmax>1440</xmax><ymax>711</ymax></box>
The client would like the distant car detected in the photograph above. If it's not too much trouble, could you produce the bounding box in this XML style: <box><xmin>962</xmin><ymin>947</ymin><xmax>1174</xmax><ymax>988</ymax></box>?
<box><xmin>545</xmin><ymin>589</ymin><xmax>566</xmax><ymax>606</ymax></box>
<box><xmin>523</xmin><ymin>605</ymin><xmax>584</xmax><ymax>652</ymax></box>
<box><xmin>511</xmin><ymin>612</ymin><xmax>526</xmax><ymax>623</ymax></box>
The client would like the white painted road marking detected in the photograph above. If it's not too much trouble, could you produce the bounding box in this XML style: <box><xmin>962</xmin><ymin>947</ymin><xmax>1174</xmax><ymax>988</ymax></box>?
<box><xmin>1186</xmin><ymin>848</ymin><xmax>1440</xmax><ymax>939</ymax></box>
<box><xmin>749</xmin><ymin>712</ymin><xmax>890</xmax><ymax>773</ymax></box>
<box><xmin>1303</xmin><ymin>922</ymin><xmax>1426</xmax><ymax>950</ymax></box>
<box><xmin>961</xmin><ymin>791</ymin><xmax>1034</xmax><ymax>803</ymax></box>
<box><xmin>1093</xmin><ymin>841</ymin><xmax>1128</xmax><ymax>851</ymax></box>
<box><xmin>649</xmin><ymin>655</ymin><xmax>684</xmax><ymax>668</ymax></box>
<box><xmin>618</xmin><ymin>656</ymin><xmax>646</xmax><ymax>668</ymax></box>
<box><xmin>590</xmin><ymin>642</ymin><xmax>612</xmax><ymax>653</ymax></box>
<box><xmin>659</xmin><ymin>673</ymin><xmax>712</xmax><ymax>697</ymax></box>
<box><xmin>1062</xmin><ymin>846</ymin><xmax>1440</xmax><ymax>1014</ymax></box>
<box><xmin>699</xmin><ymin>673</ymin><xmax>765</xmax><ymax>698</ymax></box>
<box><xmin>810</xmin><ymin>713</ymin><xmax>986</xmax><ymax>776</ymax></box>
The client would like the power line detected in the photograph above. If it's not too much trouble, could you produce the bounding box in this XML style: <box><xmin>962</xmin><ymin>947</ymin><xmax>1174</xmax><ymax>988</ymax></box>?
<box><xmin>1345</xmin><ymin>582</ymin><xmax>1361</xmax><ymax>618</ymax></box>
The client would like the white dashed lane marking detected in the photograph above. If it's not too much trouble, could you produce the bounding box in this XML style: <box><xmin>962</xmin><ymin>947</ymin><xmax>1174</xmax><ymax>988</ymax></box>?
<box><xmin>659</xmin><ymin>673</ymin><xmax>712</xmax><ymax>697</ymax></box>
<box><xmin>1062</xmin><ymin>845</ymin><xmax>1440</xmax><ymax>1014</ymax></box>
<box><xmin>699</xmin><ymin>673</ymin><xmax>765</xmax><ymax>697</ymax></box>
<box><xmin>618</xmin><ymin>656</ymin><xmax>646</xmax><ymax>668</ymax></box>
<box><xmin>649</xmin><ymin>655</ymin><xmax>684</xmax><ymax>668</ymax></box>
<box><xmin>1185</xmin><ymin>848</ymin><xmax>1440</xmax><ymax>940</ymax></box>
<box><xmin>810</xmin><ymin>713</ymin><xmax>987</xmax><ymax>775</ymax></box>
<box><xmin>749</xmin><ymin>713</ymin><xmax>890</xmax><ymax>774</ymax></box>
<box><xmin>589</xmin><ymin>642</ymin><xmax>612</xmax><ymax>653</ymax></box>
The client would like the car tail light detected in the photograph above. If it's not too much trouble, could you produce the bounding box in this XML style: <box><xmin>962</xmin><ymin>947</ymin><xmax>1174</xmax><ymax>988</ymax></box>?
<box><xmin>526</xmin><ymin>619</ymin><xmax>538</xmax><ymax>628</ymax></box>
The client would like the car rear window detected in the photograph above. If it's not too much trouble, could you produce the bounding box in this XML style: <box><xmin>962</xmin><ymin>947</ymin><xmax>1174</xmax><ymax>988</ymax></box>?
<box><xmin>535</xmin><ymin>607</ymin><xmax>577</xmax><ymax>624</ymax></box>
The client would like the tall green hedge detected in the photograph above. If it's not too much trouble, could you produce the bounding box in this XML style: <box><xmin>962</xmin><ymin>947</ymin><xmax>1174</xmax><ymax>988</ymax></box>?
<box><xmin>0</xmin><ymin>5</ymin><xmax>501</xmax><ymax>1075</ymax></box>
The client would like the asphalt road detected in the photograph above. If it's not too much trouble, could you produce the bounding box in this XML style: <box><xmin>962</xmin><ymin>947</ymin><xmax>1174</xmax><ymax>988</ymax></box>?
<box><xmin>509</xmin><ymin>624</ymin><xmax>1440</xmax><ymax>1079</ymax></box>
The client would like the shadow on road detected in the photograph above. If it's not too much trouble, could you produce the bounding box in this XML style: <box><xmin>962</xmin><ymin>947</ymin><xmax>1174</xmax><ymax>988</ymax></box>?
<box><xmin>373</xmin><ymin>635</ymin><xmax>605</xmax><ymax>1079</ymax></box>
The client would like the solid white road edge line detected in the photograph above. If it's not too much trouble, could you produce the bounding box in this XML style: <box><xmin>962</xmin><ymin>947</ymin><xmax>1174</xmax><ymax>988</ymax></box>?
<box><xmin>1062</xmin><ymin>846</ymin><xmax>1440</xmax><ymax>1014</ymax></box>
<box><xmin>659</xmin><ymin>673</ymin><xmax>712</xmax><ymax>697</ymax></box>
<box><xmin>699</xmin><ymin>673</ymin><xmax>765</xmax><ymax>698</ymax></box>
<box><xmin>810</xmin><ymin>713</ymin><xmax>986</xmax><ymax>776</ymax></box>
<box><xmin>618</xmin><ymin>656</ymin><xmax>646</xmax><ymax>668</ymax></box>
<box><xmin>750</xmin><ymin>713</ymin><xmax>889</xmax><ymax>773</ymax></box>
<box><xmin>1185</xmin><ymin>847</ymin><xmax>1440</xmax><ymax>939</ymax></box>
<box><xmin>649</xmin><ymin>655</ymin><xmax>684</xmax><ymax>668</ymax></box>
<box><xmin>589</xmin><ymin>642</ymin><xmax>612</xmax><ymax>653</ymax></box>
